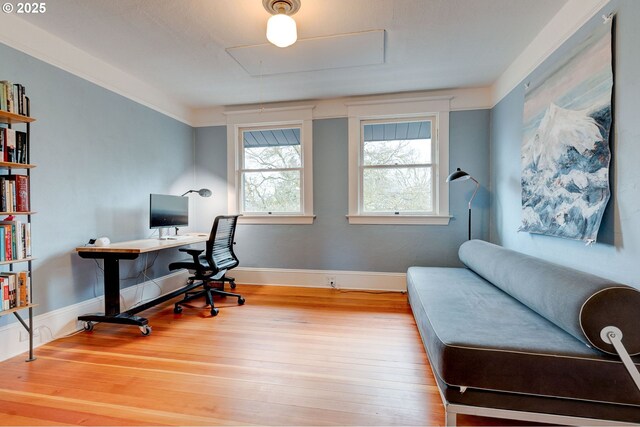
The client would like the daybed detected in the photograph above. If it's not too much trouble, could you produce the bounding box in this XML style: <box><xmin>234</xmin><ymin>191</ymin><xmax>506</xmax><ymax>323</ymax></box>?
<box><xmin>407</xmin><ymin>240</ymin><xmax>640</xmax><ymax>426</ymax></box>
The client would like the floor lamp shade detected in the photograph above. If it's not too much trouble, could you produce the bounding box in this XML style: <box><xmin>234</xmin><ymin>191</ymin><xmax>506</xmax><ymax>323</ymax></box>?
<box><xmin>446</xmin><ymin>168</ymin><xmax>480</xmax><ymax>240</ymax></box>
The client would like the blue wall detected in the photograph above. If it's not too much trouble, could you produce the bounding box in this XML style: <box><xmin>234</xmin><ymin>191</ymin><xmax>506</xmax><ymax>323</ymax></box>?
<box><xmin>0</xmin><ymin>43</ymin><xmax>195</xmax><ymax>325</ymax></box>
<box><xmin>195</xmin><ymin>111</ymin><xmax>490</xmax><ymax>273</ymax></box>
<box><xmin>490</xmin><ymin>0</ymin><xmax>640</xmax><ymax>287</ymax></box>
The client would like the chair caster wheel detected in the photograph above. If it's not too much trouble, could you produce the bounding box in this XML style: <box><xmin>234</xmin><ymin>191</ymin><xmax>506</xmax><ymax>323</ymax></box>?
<box><xmin>174</xmin><ymin>305</ymin><xmax>183</xmax><ymax>314</ymax></box>
<box><xmin>83</xmin><ymin>321</ymin><xmax>94</xmax><ymax>332</ymax></box>
<box><xmin>211</xmin><ymin>308</ymin><xmax>219</xmax><ymax>317</ymax></box>
<box><xmin>139</xmin><ymin>325</ymin><xmax>152</xmax><ymax>336</ymax></box>
<box><xmin>230</xmin><ymin>282</ymin><xmax>236</xmax><ymax>289</ymax></box>
<box><xmin>238</xmin><ymin>297</ymin><xmax>245</xmax><ymax>305</ymax></box>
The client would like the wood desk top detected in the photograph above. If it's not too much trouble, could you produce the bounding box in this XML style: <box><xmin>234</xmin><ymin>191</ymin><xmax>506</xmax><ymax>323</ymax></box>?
<box><xmin>75</xmin><ymin>233</ymin><xmax>209</xmax><ymax>254</ymax></box>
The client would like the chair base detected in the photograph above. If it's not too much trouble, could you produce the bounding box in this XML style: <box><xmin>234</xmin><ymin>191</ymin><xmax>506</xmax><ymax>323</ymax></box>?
<box><xmin>174</xmin><ymin>277</ymin><xmax>244</xmax><ymax>317</ymax></box>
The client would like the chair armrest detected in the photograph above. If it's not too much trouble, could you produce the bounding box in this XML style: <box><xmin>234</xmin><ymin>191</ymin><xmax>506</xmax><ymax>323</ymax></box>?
<box><xmin>179</xmin><ymin>248</ymin><xmax>204</xmax><ymax>264</ymax></box>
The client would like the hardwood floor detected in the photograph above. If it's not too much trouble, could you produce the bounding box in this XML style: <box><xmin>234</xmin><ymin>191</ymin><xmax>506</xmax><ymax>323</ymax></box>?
<box><xmin>0</xmin><ymin>285</ymin><xmax>533</xmax><ymax>426</ymax></box>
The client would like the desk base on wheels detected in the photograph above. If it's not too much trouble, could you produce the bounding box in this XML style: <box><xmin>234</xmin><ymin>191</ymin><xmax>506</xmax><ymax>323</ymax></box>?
<box><xmin>76</xmin><ymin>235</ymin><xmax>208</xmax><ymax>335</ymax></box>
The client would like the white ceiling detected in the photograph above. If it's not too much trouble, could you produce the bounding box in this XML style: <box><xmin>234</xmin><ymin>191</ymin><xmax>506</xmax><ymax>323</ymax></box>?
<box><xmin>16</xmin><ymin>0</ymin><xmax>566</xmax><ymax>111</ymax></box>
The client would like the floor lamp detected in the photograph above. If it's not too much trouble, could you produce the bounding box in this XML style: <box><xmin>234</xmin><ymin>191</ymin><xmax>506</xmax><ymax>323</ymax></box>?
<box><xmin>446</xmin><ymin>168</ymin><xmax>480</xmax><ymax>240</ymax></box>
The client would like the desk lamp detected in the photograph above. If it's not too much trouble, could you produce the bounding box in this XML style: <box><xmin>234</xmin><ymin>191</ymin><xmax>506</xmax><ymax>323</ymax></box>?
<box><xmin>446</xmin><ymin>168</ymin><xmax>480</xmax><ymax>240</ymax></box>
<box><xmin>176</xmin><ymin>188</ymin><xmax>213</xmax><ymax>235</ymax></box>
<box><xmin>181</xmin><ymin>188</ymin><xmax>212</xmax><ymax>197</ymax></box>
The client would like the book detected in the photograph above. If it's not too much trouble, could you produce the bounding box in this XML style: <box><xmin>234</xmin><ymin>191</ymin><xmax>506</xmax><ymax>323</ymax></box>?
<box><xmin>0</xmin><ymin>273</ymin><xmax>18</xmax><ymax>309</ymax></box>
<box><xmin>15</xmin><ymin>131</ymin><xmax>27</xmax><ymax>164</ymax></box>
<box><xmin>22</xmin><ymin>222</ymin><xmax>31</xmax><ymax>258</ymax></box>
<box><xmin>8</xmin><ymin>274</ymin><xmax>15</xmax><ymax>308</ymax></box>
<box><xmin>0</xmin><ymin>128</ymin><xmax>4</xmax><ymax>162</ymax></box>
<box><xmin>4</xmin><ymin>128</ymin><xmax>16</xmax><ymax>162</ymax></box>
<box><xmin>14</xmin><ymin>175</ymin><xmax>29</xmax><ymax>212</ymax></box>
<box><xmin>0</xmin><ymin>226</ymin><xmax>5</xmax><ymax>261</ymax></box>
<box><xmin>1</xmin><ymin>276</ymin><xmax>9</xmax><ymax>310</ymax></box>
<box><xmin>1</xmin><ymin>223</ymin><xmax>12</xmax><ymax>260</ymax></box>
<box><xmin>1</xmin><ymin>177</ymin><xmax>16</xmax><ymax>212</ymax></box>
<box><xmin>0</xmin><ymin>221</ymin><xmax>19</xmax><ymax>260</ymax></box>
<box><xmin>18</xmin><ymin>271</ymin><xmax>29</xmax><ymax>306</ymax></box>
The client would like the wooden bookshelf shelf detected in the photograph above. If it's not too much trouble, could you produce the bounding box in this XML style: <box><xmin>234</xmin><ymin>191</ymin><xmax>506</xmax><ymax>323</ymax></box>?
<box><xmin>0</xmin><ymin>257</ymin><xmax>35</xmax><ymax>266</ymax></box>
<box><xmin>0</xmin><ymin>303</ymin><xmax>38</xmax><ymax>318</ymax></box>
<box><xmin>0</xmin><ymin>161</ymin><xmax>35</xmax><ymax>169</ymax></box>
<box><xmin>0</xmin><ymin>211</ymin><xmax>36</xmax><ymax>216</ymax></box>
<box><xmin>0</xmin><ymin>110</ymin><xmax>35</xmax><ymax>124</ymax></box>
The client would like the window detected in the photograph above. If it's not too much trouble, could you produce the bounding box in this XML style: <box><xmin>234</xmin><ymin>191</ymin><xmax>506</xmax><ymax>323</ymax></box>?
<box><xmin>347</xmin><ymin>98</ymin><xmax>451</xmax><ymax>224</ymax></box>
<box><xmin>361</xmin><ymin>119</ymin><xmax>434</xmax><ymax>214</ymax></box>
<box><xmin>226</xmin><ymin>106</ymin><xmax>314</xmax><ymax>224</ymax></box>
<box><xmin>240</xmin><ymin>126</ymin><xmax>302</xmax><ymax>214</ymax></box>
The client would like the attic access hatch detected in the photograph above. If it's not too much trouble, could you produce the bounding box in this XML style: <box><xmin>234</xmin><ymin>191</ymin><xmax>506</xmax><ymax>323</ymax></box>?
<box><xmin>226</xmin><ymin>30</ymin><xmax>385</xmax><ymax>76</ymax></box>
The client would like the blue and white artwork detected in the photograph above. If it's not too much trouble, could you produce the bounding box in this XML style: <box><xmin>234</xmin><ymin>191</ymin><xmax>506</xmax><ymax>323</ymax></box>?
<box><xmin>520</xmin><ymin>21</ymin><xmax>613</xmax><ymax>243</ymax></box>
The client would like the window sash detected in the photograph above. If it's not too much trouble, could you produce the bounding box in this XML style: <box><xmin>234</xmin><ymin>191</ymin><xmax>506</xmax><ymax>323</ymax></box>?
<box><xmin>240</xmin><ymin>169</ymin><xmax>303</xmax><ymax>214</ymax></box>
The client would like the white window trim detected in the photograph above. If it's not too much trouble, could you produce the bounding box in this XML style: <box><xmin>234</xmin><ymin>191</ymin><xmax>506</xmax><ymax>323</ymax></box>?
<box><xmin>347</xmin><ymin>97</ymin><xmax>451</xmax><ymax>225</ymax></box>
<box><xmin>226</xmin><ymin>106</ymin><xmax>315</xmax><ymax>225</ymax></box>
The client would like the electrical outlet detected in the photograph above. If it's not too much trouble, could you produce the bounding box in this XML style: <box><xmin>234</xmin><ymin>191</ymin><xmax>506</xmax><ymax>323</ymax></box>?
<box><xmin>326</xmin><ymin>276</ymin><xmax>337</xmax><ymax>287</ymax></box>
<box><xmin>19</xmin><ymin>327</ymin><xmax>40</xmax><ymax>342</ymax></box>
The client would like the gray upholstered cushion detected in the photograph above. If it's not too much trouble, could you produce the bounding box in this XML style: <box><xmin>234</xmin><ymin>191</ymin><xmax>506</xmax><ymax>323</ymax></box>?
<box><xmin>458</xmin><ymin>240</ymin><xmax>640</xmax><ymax>355</ymax></box>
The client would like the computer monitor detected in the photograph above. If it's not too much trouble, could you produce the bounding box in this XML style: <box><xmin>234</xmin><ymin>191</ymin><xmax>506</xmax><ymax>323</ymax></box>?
<box><xmin>149</xmin><ymin>194</ymin><xmax>188</xmax><ymax>234</ymax></box>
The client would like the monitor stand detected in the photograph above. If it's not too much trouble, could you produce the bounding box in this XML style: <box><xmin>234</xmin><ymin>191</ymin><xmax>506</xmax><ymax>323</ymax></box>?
<box><xmin>158</xmin><ymin>227</ymin><xmax>172</xmax><ymax>240</ymax></box>
<box><xmin>158</xmin><ymin>227</ymin><xmax>186</xmax><ymax>240</ymax></box>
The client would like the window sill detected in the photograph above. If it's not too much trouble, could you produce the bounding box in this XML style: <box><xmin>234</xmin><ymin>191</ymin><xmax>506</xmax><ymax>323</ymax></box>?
<box><xmin>346</xmin><ymin>215</ymin><xmax>451</xmax><ymax>225</ymax></box>
<box><xmin>238</xmin><ymin>215</ymin><xmax>316</xmax><ymax>225</ymax></box>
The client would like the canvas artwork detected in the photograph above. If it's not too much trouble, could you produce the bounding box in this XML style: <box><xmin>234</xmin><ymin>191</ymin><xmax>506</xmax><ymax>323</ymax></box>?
<box><xmin>520</xmin><ymin>21</ymin><xmax>613</xmax><ymax>243</ymax></box>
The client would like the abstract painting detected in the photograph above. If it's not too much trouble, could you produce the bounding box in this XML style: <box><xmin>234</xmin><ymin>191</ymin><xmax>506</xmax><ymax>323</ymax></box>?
<box><xmin>520</xmin><ymin>20</ymin><xmax>613</xmax><ymax>243</ymax></box>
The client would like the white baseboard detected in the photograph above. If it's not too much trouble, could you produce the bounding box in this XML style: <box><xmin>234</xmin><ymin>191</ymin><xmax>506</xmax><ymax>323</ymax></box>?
<box><xmin>0</xmin><ymin>267</ymin><xmax>406</xmax><ymax>362</ymax></box>
<box><xmin>233</xmin><ymin>267</ymin><xmax>406</xmax><ymax>291</ymax></box>
<box><xmin>0</xmin><ymin>270</ymin><xmax>190</xmax><ymax>362</ymax></box>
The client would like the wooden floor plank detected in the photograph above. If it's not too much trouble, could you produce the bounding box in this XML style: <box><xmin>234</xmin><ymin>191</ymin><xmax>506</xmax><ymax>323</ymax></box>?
<box><xmin>0</xmin><ymin>285</ymin><xmax>533</xmax><ymax>426</ymax></box>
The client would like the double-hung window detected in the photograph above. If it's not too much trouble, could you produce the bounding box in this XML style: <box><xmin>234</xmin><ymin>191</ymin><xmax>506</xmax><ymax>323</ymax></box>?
<box><xmin>240</xmin><ymin>126</ymin><xmax>302</xmax><ymax>214</ymax></box>
<box><xmin>227</xmin><ymin>106</ymin><xmax>314</xmax><ymax>224</ymax></box>
<box><xmin>361</xmin><ymin>118</ymin><xmax>434</xmax><ymax>214</ymax></box>
<box><xmin>347</xmin><ymin>98</ymin><xmax>451</xmax><ymax>224</ymax></box>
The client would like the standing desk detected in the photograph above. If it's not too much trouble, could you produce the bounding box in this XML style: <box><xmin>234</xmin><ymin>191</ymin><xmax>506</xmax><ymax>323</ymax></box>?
<box><xmin>75</xmin><ymin>234</ymin><xmax>208</xmax><ymax>335</ymax></box>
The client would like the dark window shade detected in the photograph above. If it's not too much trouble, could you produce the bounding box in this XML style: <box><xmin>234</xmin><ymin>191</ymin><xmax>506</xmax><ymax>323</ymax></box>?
<box><xmin>244</xmin><ymin>128</ymin><xmax>301</xmax><ymax>148</ymax></box>
<box><xmin>363</xmin><ymin>121</ymin><xmax>431</xmax><ymax>142</ymax></box>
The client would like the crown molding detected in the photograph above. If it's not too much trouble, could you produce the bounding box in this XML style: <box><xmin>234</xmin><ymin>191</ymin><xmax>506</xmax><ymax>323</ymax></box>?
<box><xmin>191</xmin><ymin>87</ymin><xmax>492</xmax><ymax>127</ymax></box>
<box><xmin>0</xmin><ymin>13</ymin><xmax>192</xmax><ymax>124</ymax></box>
<box><xmin>490</xmin><ymin>0</ymin><xmax>612</xmax><ymax>107</ymax></box>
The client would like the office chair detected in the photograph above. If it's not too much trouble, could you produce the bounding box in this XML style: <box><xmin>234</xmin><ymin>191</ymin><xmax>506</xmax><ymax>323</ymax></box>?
<box><xmin>169</xmin><ymin>215</ymin><xmax>245</xmax><ymax>316</ymax></box>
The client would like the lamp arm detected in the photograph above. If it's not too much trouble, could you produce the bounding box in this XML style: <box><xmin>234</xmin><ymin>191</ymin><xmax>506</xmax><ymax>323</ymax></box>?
<box><xmin>467</xmin><ymin>178</ymin><xmax>480</xmax><ymax>210</ymax></box>
<box><xmin>180</xmin><ymin>190</ymin><xmax>193</xmax><ymax>197</ymax></box>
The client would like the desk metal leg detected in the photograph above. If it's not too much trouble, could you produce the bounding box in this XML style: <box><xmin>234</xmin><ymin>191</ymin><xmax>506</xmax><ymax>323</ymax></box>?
<box><xmin>78</xmin><ymin>252</ymin><xmax>151</xmax><ymax>330</ymax></box>
<box><xmin>103</xmin><ymin>257</ymin><xmax>121</xmax><ymax>316</ymax></box>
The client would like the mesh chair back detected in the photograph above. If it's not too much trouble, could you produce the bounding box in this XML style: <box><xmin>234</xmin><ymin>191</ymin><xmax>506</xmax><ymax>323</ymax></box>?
<box><xmin>206</xmin><ymin>215</ymin><xmax>240</xmax><ymax>274</ymax></box>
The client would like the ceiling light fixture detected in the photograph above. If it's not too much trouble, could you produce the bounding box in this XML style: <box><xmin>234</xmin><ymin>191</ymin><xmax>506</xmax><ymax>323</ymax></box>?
<box><xmin>263</xmin><ymin>0</ymin><xmax>300</xmax><ymax>48</ymax></box>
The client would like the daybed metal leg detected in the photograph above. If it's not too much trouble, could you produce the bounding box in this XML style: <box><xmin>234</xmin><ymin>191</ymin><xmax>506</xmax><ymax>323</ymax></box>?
<box><xmin>601</xmin><ymin>326</ymin><xmax>640</xmax><ymax>392</ymax></box>
<box><xmin>445</xmin><ymin>409</ymin><xmax>457</xmax><ymax>426</ymax></box>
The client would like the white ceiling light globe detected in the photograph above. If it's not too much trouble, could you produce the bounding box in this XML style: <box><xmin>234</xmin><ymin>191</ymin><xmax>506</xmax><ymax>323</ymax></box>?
<box><xmin>267</xmin><ymin>13</ymin><xmax>297</xmax><ymax>48</ymax></box>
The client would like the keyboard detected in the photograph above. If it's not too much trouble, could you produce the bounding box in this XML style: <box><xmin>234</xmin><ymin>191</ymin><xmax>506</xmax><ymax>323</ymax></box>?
<box><xmin>165</xmin><ymin>235</ymin><xmax>191</xmax><ymax>240</ymax></box>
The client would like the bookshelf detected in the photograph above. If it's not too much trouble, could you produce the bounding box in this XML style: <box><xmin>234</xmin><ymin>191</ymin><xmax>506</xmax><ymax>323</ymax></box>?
<box><xmin>0</xmin><ymin>96</ymin><xmax>36</xmax><ymax>362</ymax></box>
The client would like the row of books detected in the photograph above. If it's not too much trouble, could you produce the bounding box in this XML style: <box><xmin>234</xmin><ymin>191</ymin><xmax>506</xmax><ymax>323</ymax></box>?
<box><xmin>1</xmin><ymin>271</ymin><xmax>30</xmax><ymax>310</ymax></box>
<box><xmin>0</xmin><ymin>175</ymin><xmax>29</xmax><ymax>212</ymax></box>
<box><xmin>0</xmin><ymin>128</ymin><xmax>28</xmax><ymax>164</ymax></box>
<box><xmin>0</xmin><ymin>81</ymin><xmax>28</xmax><ymax>116</ymax></box>
<box><xmin>0</xmin><ymin>220</ymin><xmax>31</xmax><ymax>261</ymax></box>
